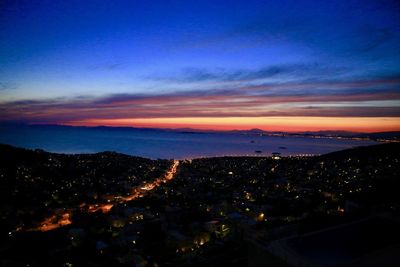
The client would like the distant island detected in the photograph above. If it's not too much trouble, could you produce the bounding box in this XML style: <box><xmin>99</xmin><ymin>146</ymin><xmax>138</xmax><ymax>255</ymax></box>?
<box><xmin>1</xmin><ymin>123</ymin><xmax>399</xmax><ymax>142</ymax></box>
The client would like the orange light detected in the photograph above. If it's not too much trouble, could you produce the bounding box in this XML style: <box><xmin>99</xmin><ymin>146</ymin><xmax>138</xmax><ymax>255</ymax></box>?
<box><xmin>66</xmin><ymin>116</ymin><xmax>400</xmax><ymax>132</ymax></box>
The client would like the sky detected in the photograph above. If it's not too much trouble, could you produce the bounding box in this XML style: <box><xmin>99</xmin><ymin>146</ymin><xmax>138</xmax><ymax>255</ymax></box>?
<box><xmin>0</xmin><ymin>0</ymin><xmax>399</xmax><ymax>132</ymax></box>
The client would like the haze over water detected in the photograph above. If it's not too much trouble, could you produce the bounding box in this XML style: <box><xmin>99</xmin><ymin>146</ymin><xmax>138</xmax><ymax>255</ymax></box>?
<box><xmin>0</xmin><ymin>125</ymin><xmax>377</xmax><ymax>159</ymax></box>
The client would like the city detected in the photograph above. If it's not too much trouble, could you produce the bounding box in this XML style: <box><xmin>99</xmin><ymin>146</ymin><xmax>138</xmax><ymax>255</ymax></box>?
<box><xmin>1</xmin><ymin>142</ymin><xmax>399</xmax><ymax>266</ymax></box>
<box><xmin>1</xmin><ymin>1</ymin><xmax>399</xmax><ymax>266</ymax></box>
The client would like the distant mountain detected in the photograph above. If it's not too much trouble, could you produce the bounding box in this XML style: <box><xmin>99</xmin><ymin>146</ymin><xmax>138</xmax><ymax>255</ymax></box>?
<box><xmin>228</xmin><ymin>128</ymin><xmax>267</xmax><ymax>134</ymax></box>
<box><xmin>299</xmin><ymin>130</ymin><xmax>359</xmax><ymax>136</ymax></box>
<box><xmin>227</xmin><ymin>128</ymin><xmax>400</xmax><ymax>141</ymax></box>
<box><xmin>354</xmin><ymin>131</ymin><xmax>400</xmax><ymax>141</ymax></box>
<box><xmin>299</xmin><ymin>130</ymin><xmax>400</xmax><ymax>140</ymax></box>
<box><xmin>1</xmin><ymin>123</ymin><xmax>399</xmax><ymax>141</ymax></box>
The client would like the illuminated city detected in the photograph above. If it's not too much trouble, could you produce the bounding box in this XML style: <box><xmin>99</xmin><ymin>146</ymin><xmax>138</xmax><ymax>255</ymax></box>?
<box><xmin>1</xmin><ymin>1</ymin><xmax>400</xmax><ymax>266</ymax></box>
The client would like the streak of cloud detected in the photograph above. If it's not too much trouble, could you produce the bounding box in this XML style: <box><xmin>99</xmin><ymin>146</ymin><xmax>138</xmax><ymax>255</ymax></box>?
<box><xmin>1</xmin><ymin>77</ymin><xmax>399</xmax><ymax>125</ymax></box>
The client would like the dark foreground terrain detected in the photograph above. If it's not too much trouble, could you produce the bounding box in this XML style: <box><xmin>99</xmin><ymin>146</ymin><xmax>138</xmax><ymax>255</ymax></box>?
<box><xmin>0</xmin><ymin>143</ymin><xmax>399</xmax><ymax>266</ymax></box>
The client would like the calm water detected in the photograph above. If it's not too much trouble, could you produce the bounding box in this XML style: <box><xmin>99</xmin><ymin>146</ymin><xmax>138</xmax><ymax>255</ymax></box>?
<box><xmin>0</xmin><ymin>125</ymin><xmax>378</xmax><ymax>159</ymax></box>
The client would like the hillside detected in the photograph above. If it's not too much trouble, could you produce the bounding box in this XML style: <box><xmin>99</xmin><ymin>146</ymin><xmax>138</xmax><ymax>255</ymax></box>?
<box><xmin>1</xmin><ymin>143</ymin><xmax>399</xmax><ymax>266</ymax></box>
<box><xmin>0</xmin><ymin>144</ymin><xmax>171</xmax><ymax>233</ymax></box>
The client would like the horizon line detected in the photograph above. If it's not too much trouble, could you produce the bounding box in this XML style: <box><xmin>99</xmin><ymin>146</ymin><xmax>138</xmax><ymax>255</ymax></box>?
<box><xmin>2</xmin><ymin>121</ymin><xmax>399</xmax><ymax>134</ymax></box>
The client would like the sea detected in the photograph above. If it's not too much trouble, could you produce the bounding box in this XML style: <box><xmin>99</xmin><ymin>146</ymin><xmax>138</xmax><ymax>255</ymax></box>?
<box><xmin>0</xmin><ymin>124</ymin><xmax>378</xmax><ymax>159</ymax></box>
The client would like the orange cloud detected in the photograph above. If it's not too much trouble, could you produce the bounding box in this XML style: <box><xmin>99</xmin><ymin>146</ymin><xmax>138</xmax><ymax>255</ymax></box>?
<box><xmin>1</xmin><ymin>77</ymin><xmax>399</xmax><ymax>132</ymax></box>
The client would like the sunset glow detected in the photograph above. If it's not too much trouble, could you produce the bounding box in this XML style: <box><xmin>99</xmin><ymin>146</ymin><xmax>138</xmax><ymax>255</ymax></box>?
<box><xmin>66</xmin><ymin>117</ymin><xmax>400</xmax><ymax>133</ymax></box>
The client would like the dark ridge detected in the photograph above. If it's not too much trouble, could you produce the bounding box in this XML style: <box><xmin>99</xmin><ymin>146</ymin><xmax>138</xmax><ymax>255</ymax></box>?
<box><xmin>0</xmin><ymin>143</ymin><xmax>150</xmax><ymax>162</ymax></box>
<box><xmin>318</xmin><ymin>142</ymin><xmax>400</xmax><ymax>160</ymax></box>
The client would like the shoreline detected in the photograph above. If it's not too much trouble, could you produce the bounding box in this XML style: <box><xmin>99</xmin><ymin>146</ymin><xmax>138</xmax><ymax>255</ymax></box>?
<box><xmin>1</xmin><ymin>142</ymin><xmax>395</xmax><ymax>161</ymax></box>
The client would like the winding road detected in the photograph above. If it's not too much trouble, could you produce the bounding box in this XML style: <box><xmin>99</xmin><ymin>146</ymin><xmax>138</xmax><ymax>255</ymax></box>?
<box><xmin>29</xmin><ymin>160</ymin><xmax>180</xmax><ymax>232</ymax></box>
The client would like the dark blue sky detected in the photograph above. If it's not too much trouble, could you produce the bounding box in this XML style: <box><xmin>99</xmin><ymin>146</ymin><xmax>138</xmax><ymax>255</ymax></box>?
<box><xmin>0</xmin><ymin>0</ymin><xmax>399</xmax><ymax>131</ymax></box>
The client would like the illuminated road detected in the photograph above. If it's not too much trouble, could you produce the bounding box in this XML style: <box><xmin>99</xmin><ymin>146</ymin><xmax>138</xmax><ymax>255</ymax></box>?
<box><xmin>32</xmin><ymin>212</ymin><xmax>72</xmax><ymax>232</ymax></box>
<box><xmin>85</xmin><ymin>160</ymin><xmax>180</xmax><ymax>213</ymax></box>
<box><xmin>28</xmin><ymin>160</ymin><xmax>180</xmax><ymax>232</ymax></box>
